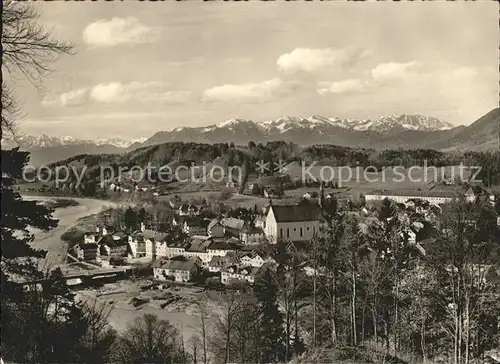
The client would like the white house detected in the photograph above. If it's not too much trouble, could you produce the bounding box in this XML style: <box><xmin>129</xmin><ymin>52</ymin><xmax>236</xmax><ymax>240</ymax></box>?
<box><xmin>239</xmin><ymin>253</ymin><xmax>265</xmax><ymax>267</ymax></box>
<box><xmin>128</xmin><ymin>229</ymin><xmax>167</xmax><ymax>259</ymax></box>
<box><xmin>153</xmin><ymin>257</ymin><xmax>201</xmax><ymax>283</ymax></box>
<box><xmin>264</xmin><ymin>204</ymin><xmax>320</xmax><ymax>243</ymax></box>
<box><xmin>365</xmin><ymin>188</ymin><xmax>477</xmax><ymax>205</ymax></box>
<box><xmin>179</xmin><ymin>204</ymin><xmax>199</xmax><ymax>216</ymax></box>
<box><xmin>155</xmin><ymin>238</ymin><xmax>236</xmax><ymax>267</ymax></box>
<box><xmin>221</xmin><ymin>265</ymin><xmax>260</xmax><ymax>285</ymax></box>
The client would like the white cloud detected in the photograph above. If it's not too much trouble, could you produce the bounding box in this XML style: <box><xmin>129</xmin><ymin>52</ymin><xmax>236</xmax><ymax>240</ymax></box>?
<box><xmin>45</xmin><ymin>82</ymin><xmax>190</xmax><ymax>107</ymax></box>
<box><xmin>59</xmin><ymin>88</ymin><xmax>88</xmax><ymax>107</ymax></box>
<box><xmin>202</xmin><ymin>78</ymin><xmax>287</xmax><ymax>102</ymax></box>
<box><xmin>371</xmin><ymin>62</ymin><xmax>481</xmax><ymax>87</ymax></box>
<box><xmin>277</xmin><ymin>47</ymin><xmax>370</xmax><ymax>73</ymax></box>
<box><xmin>83</xmin><ymin>17</ymin><xmax>157</xmax><ymax>47</ymax></box>
<box><xmin>317</xmin><ymin>79</ymin><xmax>368</xmax><ymax>95</ymax></box>
<box><xmin>371</xmin><ymin>61</ymin><xmax>425</xmax><ymax>82</ymax></box>
<box><xmin>90</xmin><ymin>82</ymin><xmax>191</xmax><ymax>103</ymax></box>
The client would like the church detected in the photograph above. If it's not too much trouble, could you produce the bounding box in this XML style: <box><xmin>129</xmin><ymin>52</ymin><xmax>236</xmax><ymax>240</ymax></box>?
<box><xmin>264</xmin><ymin>183</ymin><xmax>327</xmax><ymax>243</ymax></box>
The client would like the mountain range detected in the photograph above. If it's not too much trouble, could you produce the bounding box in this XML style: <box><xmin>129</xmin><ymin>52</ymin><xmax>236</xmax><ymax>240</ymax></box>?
<box><xmin>4</xmin><ymin>110</ymin><xmax>498</xmax><ymax>165</ymax></box>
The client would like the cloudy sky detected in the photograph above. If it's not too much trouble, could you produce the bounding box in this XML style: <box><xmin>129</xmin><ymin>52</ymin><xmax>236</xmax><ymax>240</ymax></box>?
<box><xmin>12</xmin><ymin>1</ymin><xmax>499</xmax><ymax>139</ymax></box>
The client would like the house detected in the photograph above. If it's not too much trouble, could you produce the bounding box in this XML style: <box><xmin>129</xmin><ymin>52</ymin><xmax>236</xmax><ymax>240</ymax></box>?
<box><xmin>97</xmin><ymin>235</ymin><xmax>129</xmax><ymax>257</ymax></box>
<box><xmin>221</xmin><ymin>265</ymin><xmax>260</xmax><ymax>285</ymax></box>
<box><xmin>207</xmin><ymin>240</ymin><xmax>240</xmax><ymax>256</ymax></box>
<box><xmin>239</xmin><ymin>225</ymin><xmax>266</xmax><ymax>245</ymax></box>
<box><xmin>264</xmin><ymin>203</ymin><xmax>320</xmax><ymax>243</ymax></box>
<box><xmin>207</xmin><ymin>219</ymin><xmax>225</xmax><ymax>238</ymax></box>
<box><xmin>179</xmin><ymin>204</ymin><xmax>199</xmax><ymax>216</ymax></box>
<box><xmin>74</xmin><ymin>243</ymin><xmax>99</xmax><ymax>261</ymax></box>
<box><xmin>155</xmin><ymin>240</ymin><xmax>189</xmax><ymax>260</ymax></box>
<box><xmin>220</xmin><ymin>217</ymin><xmax>245</xmax><ymax>237</ymax></box>
<box><xmin>208</xmin><ymin>253</ymin><xmax>238</xmax><ymax>273</ymax></box>
<box><xmin>182</xmin><ymin>217</ymin><xmax>209</xmax><ymax>236</ymax></box>
<box><xmin>239</xmin><ymin>253</ymin><xmax>265</xmax><ymax>267</ymax></box>
<box><xmin>84</xmin><ymin>232</ymin><xmax>100</xmax><ymax>244</ymax></box>
<box><xmin>155</xmin><ymin>236</ymin><xmax>237</xmax><ymax>267</ymax></box>
<box><xmin>128</xmin><ymin>229</ymin><xmax>167</xmax><ymax>259</ymax></box>
<box><xmin>365</xmin><ymin>187</ymin><xmax>477</xmax><ymax>205</ymax></box>
<box><xmin>254</xmin><ymin>214</ymin><xmax>266</xmax><ymax>229</ymax></box>
<box><xmin>152</xmin><ymin>257</ymin><xmax>201</xmax><ymax>283</ymax></box>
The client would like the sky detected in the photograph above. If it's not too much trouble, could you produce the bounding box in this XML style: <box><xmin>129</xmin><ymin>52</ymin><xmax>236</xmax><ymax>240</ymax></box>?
<box><xmin>10</xmin><ymin>1</ymin><xmax>500</xmax><ymax>140</ymax></box>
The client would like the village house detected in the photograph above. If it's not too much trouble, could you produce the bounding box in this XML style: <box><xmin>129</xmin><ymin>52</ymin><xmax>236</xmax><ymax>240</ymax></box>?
<box><xmin>97</xmin><ymin>234</ymin><xmax>129</xmax><ymax>257</ymax></box>
<box><xmin>74</xmin><ymin>243</ymin><xmax>99</xmax><ymax>261</ymax></box>
<box><xmin>254</xmin><ymin>214</ymin><xmax>266</xmax><ymax>229</ymax></box>
<box><xmin>152</xmin><ymin>257</ymin><xmax>201</xmax><ymax>283</ymax></box>
<box><xmin>155</xmin><ymin>237</ymin><xmax>238</xmax><ymax>267</ymax></box>
<box><xmin>155</xmin><ymin>240</ymin><xmax>189</xmax><ymax>260</ymax></box>
<box><xmin>239</xmin><ymin>225</ymin><xmax>266</xmax><ymax>245</ymax></box>
<box><xmin>239</xmin><ymin>253</ymin><xmax>265</xmax><ymax>267</ymax></box>
<box><xmin>365</xmin><ymin>187</ymin><xmax>478</xmax><ymax>205</ymax></box>
<box><xmin>221</xmin><ymin>265</ymin><xmax>260</xmax><ymax>285</ymax></box>
<box><xmin>182</xmin><ymin>217</ymin><xmax>209</xmax><ymax>236</ymax></box>
<box><xmin>207</xmin><ymin>219</ymin><xmax>225</xmax><ymax>238</ymax></box>
<box><xmin>128</xmin><ymin>228</ymin><xmax>167</xmax><ymax>259</ymax></box>
<box><xmin>179</xmin><ymin>204</ymin><xmax>199</xmax><ymax>216</ymax></box>
<box><xmin>220</xmin><ymin>217</ymin><xmax>246</xmax><ymax>237</ymax></box>
<box><xmin>264</xmin><ymin>203</ymin><xmax>320</xmax><ymax>243</ymax></box>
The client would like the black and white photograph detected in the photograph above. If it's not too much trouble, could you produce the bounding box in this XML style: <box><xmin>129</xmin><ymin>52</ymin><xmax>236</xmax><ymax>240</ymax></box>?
<box><xmin>1</xmin><ymin>1</ymin><xmax>499</xmax><ymax>363</ymax></box>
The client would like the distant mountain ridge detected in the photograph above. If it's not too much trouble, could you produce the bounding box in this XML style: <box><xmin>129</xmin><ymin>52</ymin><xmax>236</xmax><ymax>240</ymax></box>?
<box><xmin>163</xmin><ymin>113</ymin><xmax>454</xmax><ymax>135</ymax></box>
<box><xmin>4</xmin><ymin>109</ymin><xmax>498</xmax><ymax>165</ymax></box>
<box><xmin>144</xmin><ymin>113</ymin><xmax>457</xmax><ymax>147</ymax></box>
<box><xmin>3</xmin><ymin>133</ymin><xmax>147</xmax><ymax>149</ymax></box>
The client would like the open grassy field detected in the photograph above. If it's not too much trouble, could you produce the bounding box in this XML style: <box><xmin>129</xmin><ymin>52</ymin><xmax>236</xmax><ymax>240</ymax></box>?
<box><xmin>283</xmin><ymin>162</ymin><xmax>477</xmax><ymax>195</ymax></box>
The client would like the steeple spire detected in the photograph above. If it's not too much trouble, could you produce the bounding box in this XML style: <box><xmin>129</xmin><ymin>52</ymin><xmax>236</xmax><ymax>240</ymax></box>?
<box><xmin>319</xmin><ymin>180</ymin><xmax>325</xmax><ymax>209</ymax></box>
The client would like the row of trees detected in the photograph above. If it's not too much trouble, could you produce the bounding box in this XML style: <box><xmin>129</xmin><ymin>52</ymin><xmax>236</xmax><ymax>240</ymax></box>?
<box><xmin>205</xmin><ymin>197</ymin><xmax>500</xmax><ymax>364</ymax></box>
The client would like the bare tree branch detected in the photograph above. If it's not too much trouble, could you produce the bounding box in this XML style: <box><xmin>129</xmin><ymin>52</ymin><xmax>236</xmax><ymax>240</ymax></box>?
<box><xmin>1</xmin><ymin>0</ymin><xmax>74</xmax><ymax>138</ymax></box>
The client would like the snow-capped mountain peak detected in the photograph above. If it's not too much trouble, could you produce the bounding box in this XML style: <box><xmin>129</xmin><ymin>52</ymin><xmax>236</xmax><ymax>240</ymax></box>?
<box><xmin>4</xmin><ymin>134</ymin><xmax>146</xmax><ymax>149</ymax></box>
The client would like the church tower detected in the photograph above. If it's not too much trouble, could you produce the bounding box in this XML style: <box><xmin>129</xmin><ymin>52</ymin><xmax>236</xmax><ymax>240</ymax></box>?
<box><xmin>319</xmin><ymin>180</ymin><xmax>325</xmax><ymax>210</ymax></box>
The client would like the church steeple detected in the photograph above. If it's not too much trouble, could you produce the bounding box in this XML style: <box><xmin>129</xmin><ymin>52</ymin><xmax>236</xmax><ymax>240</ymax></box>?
<box><xmin>319</xmin><ymin>180</ymin><xmax>325</xmax><ymax>209</ymax></box>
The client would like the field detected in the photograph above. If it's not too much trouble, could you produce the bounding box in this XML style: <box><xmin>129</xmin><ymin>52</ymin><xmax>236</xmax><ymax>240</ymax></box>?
<box><xmin>75</xmin><ymin>280</ymin><xmax>222</xmax><ymax>343</ymax></box>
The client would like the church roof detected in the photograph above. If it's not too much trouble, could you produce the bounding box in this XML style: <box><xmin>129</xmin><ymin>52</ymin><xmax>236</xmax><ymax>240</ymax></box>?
<box><xmin>269</xmin><ymin>204</ymin><xmax>321</xmax><ymax>223</ymax></box>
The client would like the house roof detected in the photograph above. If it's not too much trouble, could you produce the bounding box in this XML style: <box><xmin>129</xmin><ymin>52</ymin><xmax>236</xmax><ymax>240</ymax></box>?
<box><xmin>153</xmin><ymin>257</ymin><xmax>200</xmax><ymax>271</ymax></box>
<box><xmin>184</xmin><ymin>217</ymin><xmax>209</xmax><ymax>228</ymax></box>
<box><xmin>96</xmin><ymin>235</ymin><xmax>128</xmax><ymax>247</ymax></box>
<box><xmin>209</xmin><ymin>255</ymin><xmax>229</xmax><ymax>267</ymax></box>
<box><xmin>207</xmin><ymin>219</ymin><xmax>223</xmax><ymax>231</ymax></box>
<box><xmin>269</xmin><ymin>204</ymin><xmax>320</xmax><ymax>223</ymax></box>
<box><xmin>76</xmin><ymin>243</ymin><xmax>98</xmax><ymax>250</ymax></box>
<box><xmin>187</xmin><ymin>238</ymin><xmax>212</xmax><ymax>252</ymax></box>
<box><xmin>241</xmin><ymin>225</ymin><xmax>264</xmax><ymax>234</ymax></box>
<box><xmin>223</xmin><ymin>265</ymin><xmax>260</xmax><ymax>276</ymax></box>
<box><xmin>220</xmin><ymin>217</ymin><xmax>245</xmax><ymax>230</ymax></box>
<box><xmin>208</xmin><ymin>241</ymin><xmax>237</xmax><ymax>251</ymax></box>
<box><xmin>142</xmin><ymin>229</ymin><xmax>168</xmax><ymax>242</ymax></box>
